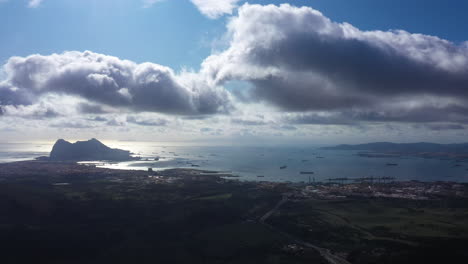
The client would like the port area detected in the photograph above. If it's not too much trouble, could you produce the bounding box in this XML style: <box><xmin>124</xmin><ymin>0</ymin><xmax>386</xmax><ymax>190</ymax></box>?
<box><xmin>1</xmin><ymin>161</ymin><xmax>468</xmax><ymax>264</ymax></box>
<box><xmin>293</xmin><ymin>181</ymin><xmax>468</xmax><ymax>200</ymax></box>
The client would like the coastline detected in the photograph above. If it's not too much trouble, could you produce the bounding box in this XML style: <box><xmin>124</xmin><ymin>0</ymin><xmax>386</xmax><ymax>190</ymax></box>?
<box><xmin>1</xmin><ymin>160</ymin><xmax>467</xmax><ymax>200</ymax></box>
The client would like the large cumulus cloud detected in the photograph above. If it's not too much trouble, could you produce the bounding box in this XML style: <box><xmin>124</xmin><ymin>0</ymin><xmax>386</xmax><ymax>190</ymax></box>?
<box><xmin>201</xmin><ymin>3</ymin><xmax>468</xmax><ymax>123</ymax></box>
<box><xmin>0</xmin><ymin>51</ymin><xmax>231</xmax><ymax>115</ymax></box>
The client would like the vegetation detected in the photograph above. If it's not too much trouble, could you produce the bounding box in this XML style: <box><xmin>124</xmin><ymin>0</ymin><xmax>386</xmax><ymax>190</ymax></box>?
<box><xmin>1</xmin><ymin>161</ymin><xmax>467</xmax><ymax>263</ymax></box>
<box><xmin>269</xmin><ymin>198</ymin><xmax>468</xmax><ymax>264</ymax></box>
<box><xmin>0</xmin><ymin>161</ymin><xmax>323</xmax><ymax>264</ymax></box>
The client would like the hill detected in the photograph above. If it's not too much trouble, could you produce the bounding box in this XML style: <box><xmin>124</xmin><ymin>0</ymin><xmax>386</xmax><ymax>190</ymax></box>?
<box><xmin>48</xmin><ymin>138</ymin><xmax>135</xmax><ymax>161</ymax></box>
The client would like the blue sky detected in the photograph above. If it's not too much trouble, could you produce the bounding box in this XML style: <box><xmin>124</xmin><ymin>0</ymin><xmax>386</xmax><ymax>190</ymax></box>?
<box><xmin>1</xmin><ymin>0</ymin><xmax>467</xmax><ymax>70</ymax></box>
<box><xmin>1</xmin><ymin>0</ymin><xmax>468</xmax><ymax>143</ymax></box>
<box><xmin>0</xmin><ymin>0</ymin><xmax>224</xmax><ymax>69</ymax></box>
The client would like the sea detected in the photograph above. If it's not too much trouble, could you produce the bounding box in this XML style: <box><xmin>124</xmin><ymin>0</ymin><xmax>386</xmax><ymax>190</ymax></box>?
<box><xmin>1</xmin><ymin>141</ymin><xmax>468</xmax><ymax>183</ymax></box>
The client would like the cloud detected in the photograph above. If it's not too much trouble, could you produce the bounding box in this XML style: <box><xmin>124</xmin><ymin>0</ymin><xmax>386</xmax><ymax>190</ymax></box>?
<box><xmin>200</xmin><ymin>127</ymin><xmax>212</xmax><ymax>132</ymax></box>
<box><xmin>143</xmin><ymin>0</ymin><xmax>240</xmax><ymax>18</ymax></box>
<box><xmin>181</xmin><ymin>115</ymin><xmax>211</xmax><ymax>120</ymax></box>
<box><xmin>88</xmin><ymin>116</ymin><xmax>108</xmax><ymax>122</ymax></box>
<box><xmin>278</xmin><ymin>125</ymin><xmax>297</xmax><ymax>131</ymax></box>
<box><xmin>1</xmin><ymin>103</ymin><xmax>61</xmax><ymax>120</ymax></box>
<box><xmin>190</xmin><ymin>0</ymin><xmax>240</xmax><ymax>19</ymax></box>
<box><xmin>2</xmin><ymin>2</ymin><xmax>468</xmax><ymax>137</ymax></box>
<box><xmin>29</xmin><ymin>108</ymin><xmax>61</xmax><ymax>119</ymax></box>
<box><xmin>0</xmin><ymin>51</ymin><xmax>231</xmax><ymax>115</ymax></box>
<box><xmin>142</xmin><ymin>0</ymin><xmax>164</xmax><ymax>8</ymax></box>
<box><xmin>200</xmin><ymin>3</ymin><xmax>468</xmax><ymax>124</ymax></box>
<box><xmin>231</xmin><ymin>118</ymin><xmax>267</xmax><ymax>126</ymax></box>
<box><xmin>28</xmin><ymin>0</ymin><xmax>43</xmax><ymax>8</ymax></box>
<box><xmin>105</xmin><ymin>118</ymin><xmax>126</xmax><ymax>127</ymax></box>
<box><xmin>126</xmin><ymin>116</ymin><xmax>168</xmax><ymax>126</ymax></box>
<box><xmin>77</xmin><ymin>103</ymin><xmax>109</xmax><ymax>114</ymax></box>
<box><xmin>200</xmin><ymin>127</ymin><xmax>223</xmax><ymax>135</ymax></box>
<box><xmin>50</xmin><ymin>121</ymin><xmax>93</xmax><ymax>129</ymax></box>
<box><xmin>422</xmin><ymin>124</ymin><xmax>465</xmax><ymax>131</ymax></box>
<box><xmin>0</xmin><ymin>83</ymin><xmax>33</xmax><ymax>105</ymax></box>
<box><xmin>285</xmin><ymin>103</ymin><xmax>468</xmax><ymax>125</ymax></box>
<box><xmin>285</xmin><ymin>113</ymin><xmax>354</xmax><ymax>125</ymax></box>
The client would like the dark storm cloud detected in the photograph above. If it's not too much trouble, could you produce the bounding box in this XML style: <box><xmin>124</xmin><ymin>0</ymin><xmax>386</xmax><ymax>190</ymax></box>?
<box><xmin>1</xmin><ymin>51</ymin><xmax>231</xmax><ymax>115</ymax></box>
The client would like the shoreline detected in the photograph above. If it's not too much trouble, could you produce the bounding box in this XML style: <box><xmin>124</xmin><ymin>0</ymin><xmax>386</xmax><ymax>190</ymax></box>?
<box><xmin>1</xmin><ymin>159</ymin><xmax>466</xmax><ymax>183</ymax></box>
<box><xmin>1</xmin><ymin>160</ymin><xmax>467</xmax><ymax>201</ymax></box>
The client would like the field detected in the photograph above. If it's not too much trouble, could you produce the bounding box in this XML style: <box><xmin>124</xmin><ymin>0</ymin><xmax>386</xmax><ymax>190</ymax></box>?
<box><xmin>269</xmin><ymin>198</ymin><xmax>468</xmax><ymax>263</ymax></box>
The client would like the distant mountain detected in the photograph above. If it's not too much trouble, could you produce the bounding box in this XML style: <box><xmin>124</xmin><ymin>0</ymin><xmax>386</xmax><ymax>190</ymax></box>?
<box><xmin>48</xmin><ymin>138</ymin><xmax>135</xmax><ymax>161</ymax></box>
<box><xmin>322</xmin><ymin>142</ymin><xmax>468</xmax><ymax>154</ymax></box>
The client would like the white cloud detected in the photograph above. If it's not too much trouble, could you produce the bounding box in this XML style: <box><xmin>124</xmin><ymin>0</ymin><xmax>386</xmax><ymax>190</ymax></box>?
<box><xmin>142</xmin><ymin>0</ymin><xmax>164</xmax><ymax>8</ymax></box>
<box><xmin>191</xmin><ymin>0</ymin><xmax>241</xmax><ymax>19</ymax></box>
<box><xmin>28</xmin><ymin>0</ymin><xmax>43</xmax><ymax>8</ymax></box>
<box><xmin>0</xmin><ymin>51</ymin><xmax>232</xmax><ymax>115</ymax></box>
<box><xmin>198</xmin><ymin>3</ymin><xmax>468</xmax><ymax>123</ymax></box>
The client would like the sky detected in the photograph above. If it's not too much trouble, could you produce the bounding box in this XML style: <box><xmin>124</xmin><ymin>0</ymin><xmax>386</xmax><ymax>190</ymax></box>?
<box><xmin>1</xmin><ymin>0</ymin><xmax>468</xmax><ymax>144</ymax></box>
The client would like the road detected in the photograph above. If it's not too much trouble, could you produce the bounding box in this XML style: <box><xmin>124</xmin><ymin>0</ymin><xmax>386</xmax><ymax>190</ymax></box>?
<box><xmin>259</xmin><ymin>195</ymin><xmax>288</xmax><ymax>223</ymax></box>
<box><xmin>259</xmin><ymin>195</ymin><xmax>352</xmax><ymax>264</ymax></box>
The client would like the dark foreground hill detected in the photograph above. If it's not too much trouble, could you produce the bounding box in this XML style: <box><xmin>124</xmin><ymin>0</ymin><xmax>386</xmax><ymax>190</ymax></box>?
<box><xmin>48</xmin><ymin>138</ymin><xmax>135</xmax><ymax>161</ymax></box>
<box><xmin>322</xmin><ymin>142</ymin><xmax>468</xmax><ymax>154</ymax></box>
